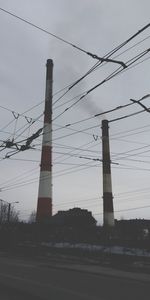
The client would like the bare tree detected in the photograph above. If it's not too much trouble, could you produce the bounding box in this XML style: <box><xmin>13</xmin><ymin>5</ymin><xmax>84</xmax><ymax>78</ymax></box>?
<box><xmin>0</xmin><ymin>202</ymin><xmax>19</xmax><ymax>223</ymax></box>
<box><xmin>28</xmin><ymin>210</ymin><xmax>36</xmax><ymax>223</ymax></box>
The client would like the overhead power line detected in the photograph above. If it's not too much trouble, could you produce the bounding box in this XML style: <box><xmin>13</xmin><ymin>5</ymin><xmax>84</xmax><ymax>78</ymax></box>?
<box><xmin>77</xmin><ymin>48</ymin><xmax>150</xmax><ymax>105</ymax></box>
<box><xmin>53</xmin><ymin>54</ymin><xmax>150</xmax><ymax>119</ymax></box>
<box><xmin>2</xmin><ymin>96</ymin><xmax>150</xmax><ymax>161</ymax></box>
<box><xmin>111</xmin><ymin>122</ymin><xmax>150</xmax><ymax>138</ymax></box>
<box><xmin>1</xmin><ymin>10</ymin><xmax>149</xmax><ymax>135</ymax></box>
<box><xmin>113</xmin><ymin>143</ymin><xmax>150</xmax><ymax>157</ymax></box>
<box><xmin>130</xmin><ymin>96</ymin><xmax>150</xmax><ymax>112</ymax></box>
<box><xmin>52</xmin><ymin>93</ymin><xmax>150</xmax><ymax>131</ymax></box>
<box><xmin>0</xmin><ymin>166</ymin><xmax>39</xmax><ymax>189</ymax></box>
<box><xmin>109</xmin><ymin>108</ymin><xmax>146</xmax><ymax>123</ymax></box>
<box><xmin>53</xmin><ymin>62</ymin><xmax>100</xmax><ymax>106</ymax></box>
<box><xmin>115</xmin><ymin>157</ymin><xmax>150</xmax><ymax>165</ymax></box>
<box><xmin>109</xmin><ymin>94</ymin><xmax>150</xmax><ymax>123</ymax></box>
<box><xmin>53</xmin><ymin>140</ymin><xmax>98</xmax><ymax>164</ymax></box>
<box><xmin>0</xmin><ymin>162</ymin><xmax>98</xmax><ymax>192</ymax></box>
<box><xmin>92</xmin><ymin>34</ymin><xmax>150</xmax><ymax>74</ymax></box>
<box><xmin>94</xmin><ymin>204</ymin><xmax>150</xmax><ymax>216</ymax></box>
<box><xmin>53</xmin><ymin>33</ymin><xmax>150</xmax><ymax>111</ymax></box>
<box><xmin>53</xmin><ymin>143</ymin><xmax>100</xmax><ymax>154</ymax></box>
<box><xmin>115</xmin><ymin>186</ymin><xmax>150</xmax><ymax>196</ymax></box>
<box><xmin>53</xmin><ymin>49</ymin><xmax>150</xmax><ymax>123</ymax></box>
<box><xmin>0</xmin><ymin>7</ymin><xmax>126</xmax><ymax>67</ymax></box>
<box><xmin>53</xmin><ymin>126</ymin><xmax>100</xmax><ymax>141</ymax></box>
<box><xmin>33</xmin><ymin>94</ymin><xmax>150</xmax><ymax>157</ymax></box>
<box><xmin>2</xmin><ymin>157</ymin><xmax>150</xmax><ymax>192</ymax></box>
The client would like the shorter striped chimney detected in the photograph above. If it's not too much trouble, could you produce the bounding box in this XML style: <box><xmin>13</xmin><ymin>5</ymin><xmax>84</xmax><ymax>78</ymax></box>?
<box><xmin>36</xmin><ymin>59</ymin><xmax>53</xmax><ymax>222</ymax></box>
<box><xmin>102</xmin><ymin>119</ymin><xmax>115</xmax><ymax>227</ymax></box>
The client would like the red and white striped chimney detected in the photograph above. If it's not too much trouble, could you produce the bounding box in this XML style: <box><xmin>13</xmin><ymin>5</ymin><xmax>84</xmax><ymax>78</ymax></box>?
<box><xmin>102</xmin><ymin>119</ymin><xmax>115</xmax><ymax>227</ymax></box>
<box><xmin>36</xmin><ymin>59</ymin><xmax>53</xmax><ymax>222</ymax></box>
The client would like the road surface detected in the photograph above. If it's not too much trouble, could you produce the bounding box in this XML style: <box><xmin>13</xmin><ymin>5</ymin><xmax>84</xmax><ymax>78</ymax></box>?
<box><xmin>0</xmin><ymin>254</ymin><xmax>150</xmax><ymax>300</ymax></box>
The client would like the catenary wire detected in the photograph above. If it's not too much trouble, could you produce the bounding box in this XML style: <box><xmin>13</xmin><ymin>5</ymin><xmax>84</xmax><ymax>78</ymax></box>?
<box><xmin>58</xmin><ymin>94</ymin><xmax>150</xmax><ymax>128</ymax></box>
<box><xmin>94</xmin><ymin>205</ymin><xmax>150</xmax><ymax>216</ymax></box>
<box><xmin>2</xmin><ymin>42</ymin><xmax>149</xmax><ymax>150</ymax></box>
<box><xmin>52</xmin><ymin>49</ymin><xmax>150</xmax><ymax>123</ymax></box>
<box><xmin>52</xmin><ymin>24</ymin><xmax>150</xmax><ymax>107</ymax></box>
<box><xmin>0</xmin><ymin>7</ymin><xmax>128</xmax><ymax>67</ymax></box>
<box><xmin>2</xmin><ymin>160</ymin><xmax>150</xmax><ymax>192</ymax></box>
<box><xmin>53</xmin><ymin>34</ymin><xmax>150</xmax><ymax>111</ymax></box>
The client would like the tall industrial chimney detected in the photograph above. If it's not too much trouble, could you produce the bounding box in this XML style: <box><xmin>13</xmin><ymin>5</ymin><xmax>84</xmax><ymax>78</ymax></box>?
<box><xmin>36</xmin><ymin>59</ymin><xmax>53</xmax><ymax>222</ymax></box>
<box><xmin>102</xmin><ymin>119</ymin><xmax>115</xmax><ymax>227</ymax></box>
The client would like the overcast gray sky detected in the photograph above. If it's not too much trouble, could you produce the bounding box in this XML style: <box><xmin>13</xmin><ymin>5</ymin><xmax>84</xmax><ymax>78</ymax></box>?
<box><xmin>0</xmin><ymin>0</ymin><xmax>150</xmax><ymax>224</ymax></box>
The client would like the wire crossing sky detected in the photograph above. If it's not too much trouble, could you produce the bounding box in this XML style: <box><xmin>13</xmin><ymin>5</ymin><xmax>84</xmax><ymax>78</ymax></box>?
<box><xmin>0</xmin><ymin>0</ymin><xmax>150</xmax><ymax>223</ymax></box>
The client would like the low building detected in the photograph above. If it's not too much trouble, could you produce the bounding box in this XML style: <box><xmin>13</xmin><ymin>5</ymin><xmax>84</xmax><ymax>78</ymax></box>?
<box><xmin>52</xmin><ymin>207</ymin><xmax>97</xmax><ymax>228</ymax></box>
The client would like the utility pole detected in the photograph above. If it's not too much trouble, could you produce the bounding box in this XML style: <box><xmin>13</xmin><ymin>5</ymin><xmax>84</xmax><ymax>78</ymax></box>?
<box><xmin>0</xmin><ymin>200</ymin><xmax>3</xmax><ymax>223</ymax></box>
<box><xmin>7</xmin><ymin>201</ymin><xmax>19</xmax><ymax>223</ymax></box>
<box><xmin>7</xmin><ymin>203</ymin><xmax>11</xmax><ymax>223</ymax></box>
<box><xmin>102</xmin><ymin>119</ymin><xmax>115</xmax><ymax>227</ymax></box>
<box><xmin>36</xmin><ymin>59</ymin><xmax>53</xmax><ymax>222</ymax></box>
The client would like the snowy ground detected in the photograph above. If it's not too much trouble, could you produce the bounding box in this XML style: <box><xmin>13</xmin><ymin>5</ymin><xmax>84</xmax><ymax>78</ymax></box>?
<box><xmin>41</xmin><ymin>242</ymin><xmax>150</xmax><ymax>258</ymax></box>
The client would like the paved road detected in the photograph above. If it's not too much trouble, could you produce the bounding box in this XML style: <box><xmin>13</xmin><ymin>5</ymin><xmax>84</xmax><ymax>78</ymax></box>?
<box><xmin>0</xmin><ymin>283</ymin><xmax>42</xmax><ymax>300</ymax></box>
<box><xmin>0</xmin><ymin>255</ymin><xmax>150</xmax><ymax>300</ymax></box>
